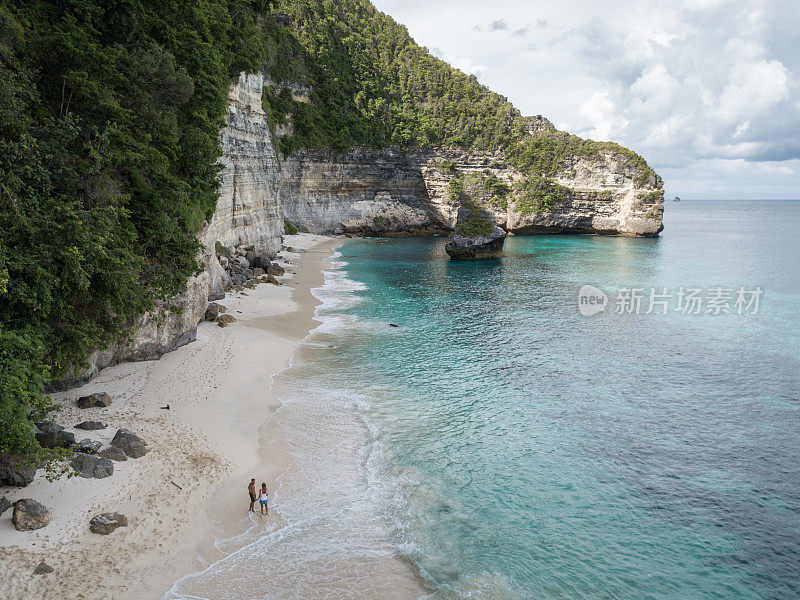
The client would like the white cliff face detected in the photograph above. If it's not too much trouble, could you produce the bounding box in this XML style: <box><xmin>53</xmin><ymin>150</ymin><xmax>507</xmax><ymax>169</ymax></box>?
<box><xmin>281</xmin><ymin>146</ymin><xmax>663</xmax><ymax>238</ymax></box>
<box><xmin>202</xmin><ymin>72</ymin><xmax>283</xmax><ymax>296</ymax></box>
<box><xmin>418</xmin><ymin>150</ymin><xmax>663</xmax><ymax>237</ymax></box>
<box><xmin>280</xmin><ymin>148</ymin><xmax>446</xmax><ymax>235</ymax></box>
<box><xmin>508</xmin><ymin>151</ymin><xmax>664</xmax><ymax>236</ymax></box>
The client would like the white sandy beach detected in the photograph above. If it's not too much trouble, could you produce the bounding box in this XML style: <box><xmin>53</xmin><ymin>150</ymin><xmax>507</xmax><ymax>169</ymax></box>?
<box><xmin>0</xmin><ymin>234</ymin><xmax>341</xmax><ymax>600</ymax></box>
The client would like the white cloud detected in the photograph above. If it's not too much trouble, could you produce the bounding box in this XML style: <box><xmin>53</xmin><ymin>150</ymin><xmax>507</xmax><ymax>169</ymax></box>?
<box><xmin>448</xmin><ymin>56</ymin><xmax>486</xmax><ymax>79</ymax></box>
<box><xmin>371</xmin><ymin>0</ymin><xmax>800</xmax><ymax>197</ymax></box>
<box><xmin>578</xmin><ymin>91</ymin><xmax>626</xmax><ymax>141</ymax></box>
<box><xmin>718</xmin><ymin>59</ymin><xmax>789</xmax><ymax>120</ymax></box>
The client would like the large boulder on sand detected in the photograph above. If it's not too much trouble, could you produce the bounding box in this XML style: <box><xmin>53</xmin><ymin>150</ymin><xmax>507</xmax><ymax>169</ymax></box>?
<box><xmin>204</xmin><ymin>301</ymin><xmax>222</xmax><ymax>321</ymax></box>
<box><xmin>99</xmin><ymin>446</ymin><xmax>127</xmax><ymax>462</ymax></box>
<box><xmin>445</xmin><ymin>201</ymin><xmax>506</xmax><ymax>260</ymax></box>
<box><xmin>75</xmin><ymin>438</ymin><xmax>102</xmax><ymax>454</ymax></box>
<box><xmin>267</xmin><ymin>264</ymin><xmax>285</xmax><ymax>276</ymax></box>
<box><xmin>72</xmin><ymin>453</ymin><xmax>114</xmax><ymax>479</ymax></box>
<box><xmin>75</xmin><ymin>421</ymin><xmax>106</xmax><ymax>431</ymax></box>
<box><xmin>34</xmin><ymin>422</ymin><xmax>76</xmax><ymax>449</ymax></box>
<box><xmin>111</xmin><ymin>428</ymin><xmax>149</xmax><ymax>458</ymax></box>
<box><xmin>76</xmin><ymin>392</ymin><xmax>112</xmax><ymax>408</ymax></box>
<box><xmin>217</xmin><ymin>313</ymin><xmax>236</xmax><ymax>327</ymax></box>
<box><xmin>12</xmin><ymin>499</ymin><xmax>51</xmax><ymax>531</ymax></box>
<box><xmin>0</xmin><ymin>454</ymin><xmax>37</xmax><ymax>487</ymax></box>
<box><xmin>34</xmin><ymin>420</ymin><xmax>63</xmax><ymax>434</ymax></box>
<box><xmin>89</xmin><ymin>512</ymin><xmax>128</xmax><ymax>535</ymax></box>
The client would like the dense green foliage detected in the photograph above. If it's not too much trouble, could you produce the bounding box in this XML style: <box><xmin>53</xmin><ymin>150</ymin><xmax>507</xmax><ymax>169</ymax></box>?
<box><xmin>434</xmin><ymin>160</ymin><xmax>457</xmax><ymax>174</ymax></box>
<box><xmin>0</xmin><ymin>0</ymin><xmax>273</xmax><ymax>459</ymax></box>
<box><xmin>513</xmin><ymin>176</ymin><xmax>575</xmax><ymax>215</ymax></box>
<box><xmin>507</xmin><ymin>131</ymin><xmax>658</xmax><ymax>186</ymax></box>
<box><xmin>448</xmin><ymin>172</ymin><xmax>512</xmax><ymax>210</ymax></box>
<box><xmin>262</xmin><ymin>0</ymin><xmax>526</xmax><ymax>153</ymax></box>
<box><xmin>262</xmin><ymin>0</ymin><xmax>658</xmax><ymax>202</ymax></box>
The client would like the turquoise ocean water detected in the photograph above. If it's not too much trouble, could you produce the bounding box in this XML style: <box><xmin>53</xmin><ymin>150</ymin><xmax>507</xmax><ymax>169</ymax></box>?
<box><xmin>169</xmin><ymin>200</ymin><xmax>800</xmax><ymax>600</ymax></box>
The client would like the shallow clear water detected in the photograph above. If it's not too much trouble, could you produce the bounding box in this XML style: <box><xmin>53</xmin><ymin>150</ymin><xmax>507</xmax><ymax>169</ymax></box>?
<box><xmin>170</xmin><ymin>200</ymin><xmax>800</xmax><ymax>600</ymax></box>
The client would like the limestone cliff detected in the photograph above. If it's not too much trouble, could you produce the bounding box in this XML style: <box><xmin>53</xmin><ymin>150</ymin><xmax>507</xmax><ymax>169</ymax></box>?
<box><xmin>280</xmin><ymin>148</ymin><xmax>446</xmax><ymax>236</ymax></box>
<box><xmin>282</xmin><ymin>146</ymin><xmax>663</xmax><ymax>238</ymax></box>
<box><xmin>419</xmin><ymin>148</ymin><xmax>664</xmax><ymax>237</ymax></box>
<box><xmin>203</xmin><ymin>72</ymin><xmax>283</xmax><ymax>297</ymax></box>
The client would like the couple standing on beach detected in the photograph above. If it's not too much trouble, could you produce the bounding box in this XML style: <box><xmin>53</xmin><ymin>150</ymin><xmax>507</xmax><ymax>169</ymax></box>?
<box><xmin>248</xmin><ymin>478</ymin><xmax>268</xmax><ymax>515</ymax></box>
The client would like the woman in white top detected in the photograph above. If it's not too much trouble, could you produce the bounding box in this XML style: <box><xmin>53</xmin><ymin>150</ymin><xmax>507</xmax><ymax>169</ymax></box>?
<box><xmin>259</xmin><ymin>483</ymin><xmax>268</xmax><ymax>515</ymax></box>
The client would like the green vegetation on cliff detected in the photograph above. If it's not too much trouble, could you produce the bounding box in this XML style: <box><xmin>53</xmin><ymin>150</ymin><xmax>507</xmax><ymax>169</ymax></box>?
<box><xmin>261</xmin><ymin>0</ymin><xmax>526</xmax><ymax>152</ymax></box>
<box><xmin>448</xmin><ymin>172</ymin><xmax>512</xmax><ymax>211</ymax></box>
<box><xmin>260</xmin><ymin>0</ymin><xmax>659</xmax><ymax>204</ymax></box>
<box><xmin>450</xmin><ymin>183</ymin><xmax>495</xmax><ymax>238</ymax></box>
<box><xmin>0</xmin><ymin>0</ymin><xmax>271</xmax><ymax>460</ymax></box>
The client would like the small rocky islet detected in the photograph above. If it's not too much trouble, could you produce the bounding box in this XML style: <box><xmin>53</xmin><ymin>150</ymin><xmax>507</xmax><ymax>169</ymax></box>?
<box><xmin>445</xmin><ymin>200</ymin><xmax>507</xmax><ymax>260</ymax></box>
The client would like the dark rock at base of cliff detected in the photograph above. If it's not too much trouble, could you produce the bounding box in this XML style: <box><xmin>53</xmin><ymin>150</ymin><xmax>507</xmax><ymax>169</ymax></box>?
<box><xmin>34</xmin><ymin>420</ymin><xmax>63</xmax><ymax>434</ymax></box>
<box><xmin>33</xmin><ymin>561</ymin><xmax>54</xmax><ymax>574</ymax></box>
<box><xmin>445</xmin><ymin>202</ymin><xmax>506</xmax><ymax>260</ymax></box>
<box><xmin>76</xmin><ymin>392</ymin><xmax>112</xmax><ymax>409</ymax></box>
<box><xmin>0</xmin><ymin>454</ymin><xmax>37</xmax><ymax>487</ymax></box>
<box><xmin>252</xmin><ymin>255</ymin><xmax>271</xmax><ymax>269</ymax></box>
<box><xmin>217</xmin><ymin>313</ymin><xmax>236</xmax><ymax>327</ymax></box>
<box><xmin>208</xmin><ymin>290</ymin><xmax>225</xmax><ymax>302</ymax></box>
<box><xmin>76</xmin><ymin>421</ymin><xmax>106</xmax><ymax>431</ymax></box>
<box><xmin>1</xmin><ymin>496</ymin><xmax>12</xmax><ymax>515</ymax></box>
<box><xmin>252</xmin><ymin>267</ymin><xmax>265</xmax><ymax>277</ymax></box>
<box><xmin>204</xmin><ymin>302</ymin><xmax>222</xmax><ymax>322</ymax></box>
<box><xmin>12</xmin><ymin>499</ymin><xmax>51</xmax><ymax>531</ymax></box>
<box><xmin>267</xmin><ymin>264</ymin><xmax>285</xmax><ymax>276</ymax></box>
<box><xmin>35</xmin><ymin>423</ymin><xmax>76</xmax><ymax>449</ymax></box>
<box><xmin>111</xmin><ymin>429</ymin><xmax>149</xmax><ymax>459</ymax></box>
<box><xmin>89</xmin><ymin>512</ymin><xmax>128</xmax><ymax>535</ymax></box>
<box><xmin>99</xmin><ymin>446</ymin><xmax>128</xmax><ymax>462</ymax></box>
<box><xmin>72</xmin><ymin>453</ymin><xmax>114</xmax><ymax>479</ymax></box>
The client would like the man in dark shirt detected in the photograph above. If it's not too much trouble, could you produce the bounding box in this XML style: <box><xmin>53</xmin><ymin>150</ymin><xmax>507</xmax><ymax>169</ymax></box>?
<box><xmin>248</xmin><ymin>478</ymin><xmax>257</xmax><ymax>512</ymax></box>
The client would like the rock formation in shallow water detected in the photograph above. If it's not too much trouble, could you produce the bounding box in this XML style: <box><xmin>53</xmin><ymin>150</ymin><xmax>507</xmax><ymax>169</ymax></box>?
<box><xmin>445</xmin><ymin>201</ymin><xmax>506</xmax><ymax>260</ymax></box>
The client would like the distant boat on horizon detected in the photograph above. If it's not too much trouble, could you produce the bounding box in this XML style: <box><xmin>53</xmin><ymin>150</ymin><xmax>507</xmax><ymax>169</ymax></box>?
<box><xmin>674</xmin><ymin>196</ymin><xmax>681</xmax><ymax>202</ymax></box>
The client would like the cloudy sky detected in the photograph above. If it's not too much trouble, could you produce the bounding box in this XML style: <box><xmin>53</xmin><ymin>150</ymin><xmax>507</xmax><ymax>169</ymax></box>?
<box><xmin>372</xmin><ymin>0</ymin><xmax>800</xmax><ymax>199</ymax></box>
